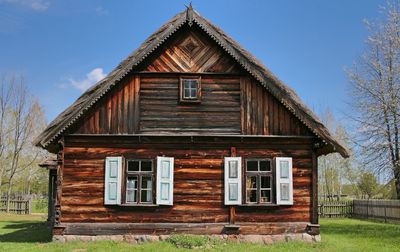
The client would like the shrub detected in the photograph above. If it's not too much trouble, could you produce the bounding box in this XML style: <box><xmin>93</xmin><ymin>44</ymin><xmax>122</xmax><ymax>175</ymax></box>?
<box><xmin>167</xmin><ymin>234</ymin><xmax>211</xmax><ymax>249</ymax></box>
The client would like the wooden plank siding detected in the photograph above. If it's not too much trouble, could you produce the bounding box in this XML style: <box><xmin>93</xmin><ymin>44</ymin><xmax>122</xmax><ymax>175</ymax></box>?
<box><xmin>141</xmin><ymin>26</ymin><xmax>242</xmax><ymax>74</ymax></box>
<box><xmin>60</xmin><ymin>136</ymin><xmax>313</xmax><ymax>224</ymax></box>
<box><xmin>139</xmin><ymin>74</ymin><xmax>241</xmax><ymax>134</ymax></box>
<box><xmin>71</xmin><ymin>27</ymin><xmax>312</xmax><ymax>137</ymax></box>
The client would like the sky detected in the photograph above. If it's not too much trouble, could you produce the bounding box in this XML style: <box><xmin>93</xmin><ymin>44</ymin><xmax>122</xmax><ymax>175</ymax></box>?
<box><xmin>0</xmin><ymin>0</ymin><xmax>388</xmax><ymax>123</ymax></box>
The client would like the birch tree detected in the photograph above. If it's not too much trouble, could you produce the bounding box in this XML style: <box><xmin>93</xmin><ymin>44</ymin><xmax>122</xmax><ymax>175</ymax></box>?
<box><xmin>347</xmin><ymin>2</ymin><xmax>400</xmax><ymax>199</ymax></box>
<box><xmin>0</xmin><ymin>74</ymin><xmax>47</xmax><ymax>211</ymax></box>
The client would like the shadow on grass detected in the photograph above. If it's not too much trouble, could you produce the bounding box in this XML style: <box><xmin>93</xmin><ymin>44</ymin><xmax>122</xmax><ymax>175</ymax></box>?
<box><xmin>0</xmin><ymin>221</ymin><xmax>52</xmax><ymax>243</ymax></box>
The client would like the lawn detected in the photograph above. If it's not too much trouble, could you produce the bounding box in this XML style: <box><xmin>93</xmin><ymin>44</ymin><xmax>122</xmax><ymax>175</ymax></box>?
<box><xmin>0</xmin><ymin>215</ymin><xmax>399</xmax><ymax>252</ymax></box>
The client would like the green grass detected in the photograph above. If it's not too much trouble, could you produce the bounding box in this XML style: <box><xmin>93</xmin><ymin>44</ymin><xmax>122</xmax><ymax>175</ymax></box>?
<box><xmin>31</xmin><ymin>199</ymin><xmax>48</xmax><ymax>214</ymax></box>
<box><xmin>0</xmin><ymin>215</ymin><xmax>399</xmax><ymax>251</ymax></box>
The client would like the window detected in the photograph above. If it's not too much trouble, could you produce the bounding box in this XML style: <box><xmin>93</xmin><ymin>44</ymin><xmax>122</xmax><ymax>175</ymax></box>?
<box><xmin>125</xmin><ymin>160</ymin><xmax>154</xmax><ymax>204</ymax></box>
<box><xmin>245</xmin><ymin>159</ymin><xmax>273</xmax><ymax>204</ymax></box>
<box><xmin>180</xmin><ymin>77</ymin><xmax>201</xmax><ymax>102</ymax></box>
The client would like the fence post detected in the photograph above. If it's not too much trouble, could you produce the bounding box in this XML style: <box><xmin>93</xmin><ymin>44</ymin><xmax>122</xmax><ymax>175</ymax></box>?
<box><xmin>384</xmin><ymin>202</ymin><xmax>387</xmax><ymax>223</ymax></box>
<box><xmin>27</xmin><ymin>198</ymin><xmax>31</xmax><ymax>215</ymax></box>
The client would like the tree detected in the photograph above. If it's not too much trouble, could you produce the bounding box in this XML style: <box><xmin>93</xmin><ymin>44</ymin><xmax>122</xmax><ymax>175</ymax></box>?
<box><xmin>0</xmin><ymin>74</ymin><xmax>47</xmax><ymax>212</ymax></box>
<box><xmin>357</xmin><ymin>171</ymin><xmax>378</xmax><ymax>199</ymax></box>
<box><xmin>346</xmin><ymin>2</ymin><xmax>400</xmax><ymax>199</ymax></box>
<box><xmin>318</xmin><ymin>109</ymin><xmax>355</xmax><ymax>200</ymax></box>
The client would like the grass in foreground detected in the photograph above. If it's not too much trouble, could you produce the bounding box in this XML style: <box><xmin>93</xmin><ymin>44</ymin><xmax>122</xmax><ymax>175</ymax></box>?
<box><xmin>0</xmin><ymin>214</ymin><xmax>399</xmax><ymax>252</ymax></box>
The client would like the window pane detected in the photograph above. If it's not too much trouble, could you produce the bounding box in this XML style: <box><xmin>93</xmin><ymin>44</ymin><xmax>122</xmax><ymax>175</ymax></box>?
<box><xmin>141</xmin><ymin>176</ymin><xmax>152</xmax><ymax>190</ymax></box>
<box><xmin>280</xmin><ymin>183</ymin><xmax>290</xmax><ymax>201</ymax></box>
<box><xmin>280</xmin><ymin>161</ymin><xmax>289</xmax><ymax>178</ymax></box>
<box><xmin>259</xmin><ymin>160</ymin><xmax>271</xmax><ymax>171</ymax></box>
<box><xmin>189</xmin><ymin>80</ymin><xmax>198</xmax><ymax>89</ymax></box>
<box><xmin>109</xmin><ymin>161</ymin><xmax>118</xmax><ymax>178</ymax></box>
<box><xmin>128</xmin><ymin>161</ymin><xmax>139</xmax><ymax>172</ymax></box>
<box><xmin>260</xmin><ymin>190</ymin><xmax>271</xmax><ymax>203</ymax></box>
<box><xmin>261</xmin><ymin>176</ymin><xmax>271</xmax><ymax>189</ymax></box>
<box><xmin>184</xmin><ymin>88</ymin><xmax>190</xmax><ymax>98</ymax></box>
<box><xmin>190</xmin><ymin>88</ymin><xmax>197</xmax><ymax>98</ymax></box>
<box><xmin>141</xmin><ymin>189</ymin><xmax>152</xmax><ymax>203</ymax></box>
<box><xmin>246</xmin><ymin>176</ymin><xmax>257</xmax><ymax>190</ymax></box>
<box><xmin>161</xmin><ymin>183</ymin><xmax>169</xmax><ymax>200</ymax></box>
<box><xmin>229</xmin><ymin>183</ymin><xmax>238</xmax><ymax>201</ymax></box>
<box><xmin>229</xmin><ymin>161</ymin><xmax>238</xmax><ymax>178</ymax></box>
<box><xmin>141</xmin><ymin>161</ymin><xmax>152</xmax><ymax>172</ymax></box>
<box><xmin>183</xmin><ymin>80</ymin><xmax>190</xmax><ymax>89</ymax></box>
<box><xmin>246</xmin><ymin>189</ymin><xmax>257</xmax><ymax>203</ymax></box>
<box><xmin>126</xmin><ymin>190</ymin><xmax>137</xmax><ymax>203</ymax></box>
<box><xmin>247</xmin><ymin>161</ymin><xmax>258</xmax><ymax>171</ymax></box>
<box><xmin>127</xmin><ymin>177</ymin><xmax>138</xmax><ymax>189</ymax></box>
<box><xmin>161</xmin><ymin>161</ymin><xmax>170</xmax><ymax>178</ymax></box>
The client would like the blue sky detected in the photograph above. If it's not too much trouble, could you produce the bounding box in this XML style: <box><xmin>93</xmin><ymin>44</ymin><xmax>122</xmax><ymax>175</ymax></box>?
<box><xmin>0</xmin><ymin>0</ymin><xmax>387</xmax><ymax>123</ymax></box>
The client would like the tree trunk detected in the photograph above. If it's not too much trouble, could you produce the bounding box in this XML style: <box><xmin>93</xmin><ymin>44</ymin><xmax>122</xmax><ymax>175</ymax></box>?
<box><xmin>5</xmin><ymin>181</ymin><xmax>12</xmax><ymax>213</ymax></box>
<box><xmin>395</xmin><ymin>165</ymin><xmax>400</xmax><ymax>200</ymax></box>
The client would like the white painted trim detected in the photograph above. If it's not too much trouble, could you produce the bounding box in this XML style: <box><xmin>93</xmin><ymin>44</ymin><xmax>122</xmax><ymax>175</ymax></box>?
<box><xmin>224</xmin><ymin>157</ymin><xmax>242</xmax><ymax>205</ymax></box>
<box><xmin>156</xmin><ymin>156</ymin><xmax>174</xmax><ymax>205</ymax></box>
<box><xmin>275</xmin><ymin>157</ymin><xmax>293</xmax><ymax>205</ymax></box>
<box><xmin>104</xmin><ymin>157</ymin><xmax>122</xmax><ymax>205</ymax></box>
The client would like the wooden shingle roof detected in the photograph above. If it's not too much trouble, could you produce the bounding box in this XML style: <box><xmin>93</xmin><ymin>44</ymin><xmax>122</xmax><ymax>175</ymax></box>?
<box><xmin>34</xmin><ymin>6</ymin><xmax>349</xmax><ymax>158</ymax></box>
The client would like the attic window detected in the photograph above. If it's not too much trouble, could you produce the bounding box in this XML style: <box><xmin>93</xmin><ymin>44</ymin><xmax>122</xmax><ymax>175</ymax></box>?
<box><xmin>180</xmin><ymin>77</ymin><xmax>201</xmax><ymax>102</ymax></box>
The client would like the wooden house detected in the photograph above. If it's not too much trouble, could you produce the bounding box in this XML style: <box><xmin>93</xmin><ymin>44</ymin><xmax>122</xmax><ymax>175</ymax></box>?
<box><xmin>35</xmin><ymin>6</ymin><xmax>348</xmax><ymax>241</ymax></box>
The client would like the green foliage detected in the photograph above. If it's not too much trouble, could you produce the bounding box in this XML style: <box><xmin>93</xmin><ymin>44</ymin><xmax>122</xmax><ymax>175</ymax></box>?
<box><xmin>31</xmin><ymin>198</ymin><xmax>48</xmax><ymax>214</ymax></box>
<box><xmin>167</xmin><ymin>234</ymin><xmax>216</xmax><ymax>249</ymax></box>
<box><xmin>357</xmin><ymin>172</ymin><xmax>378</xmax><ymax>199</ymax></box>
<box><xmin>1</xmin><ymin>215</ymin><xmax>400</xmax><ymax>251</ymax></box>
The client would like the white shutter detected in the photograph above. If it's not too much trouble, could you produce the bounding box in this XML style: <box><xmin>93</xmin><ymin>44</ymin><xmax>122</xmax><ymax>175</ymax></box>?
<box><xmin>104</xmin><ymin>157</ymin><xmax>122</xmax><ymax>205</ymax></box>
<box><xmin>224</xmin><ymin>157</ymin><xmax>242</xmax><ymax>205</ymax></box>
<box><xmin>276</xmin><ymin>157</ymin><xmax>293</xmax><ymax>205</ymax></box>
<box><xmin>156</xmin><ymin>156</ymin><xmax>174</xmax><ymax>205</ymax></box>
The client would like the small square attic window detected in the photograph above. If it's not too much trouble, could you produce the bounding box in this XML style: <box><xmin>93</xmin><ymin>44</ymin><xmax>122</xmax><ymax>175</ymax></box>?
<box><xmin>180</xmin><ymin>77</ymin><xmax>201</xmax><ymax>102</ymax></box>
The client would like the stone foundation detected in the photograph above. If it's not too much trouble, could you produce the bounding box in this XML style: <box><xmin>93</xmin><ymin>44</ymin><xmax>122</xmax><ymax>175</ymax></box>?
<box><xmin>53</xmin><ymin>233</ymin><xmax>321</xmax><ymax>244</ymax></box>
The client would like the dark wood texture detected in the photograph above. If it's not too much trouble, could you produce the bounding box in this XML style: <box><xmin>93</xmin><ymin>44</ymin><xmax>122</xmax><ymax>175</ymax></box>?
<box><xmin>138</xmin><ymin>74</ymin><xmax>241</xmax><ymax>134</ymax></box>
<box><xmin>59</xmin><ymin>222</ymin><xmax>309</xmax><ymax>235</ymax></box>
<box><xmin>311</xmin><ymin>151</ymin><xmax>318</xmax><ymax>224</ymax></box>
<box><xmin>71</xmin><ymin>28</ymin><xmax>312</xmax><ymax>137</ymax></box>
<box><xmin>240</xmin><ymin>77</ymin><xmax>311</xmax><ymax>136</ymax></box>
<box><xmin>60</xmin><ymin>136</ymin><xmax>313</xmax><ymax>226</ymax></box>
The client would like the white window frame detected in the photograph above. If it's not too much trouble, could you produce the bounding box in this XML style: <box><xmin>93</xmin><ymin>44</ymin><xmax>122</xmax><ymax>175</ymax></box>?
<box><xmin>275</xmin><ymin>157</ymin><xmax>293</xmax><ymax>205</ymax></box>
<box><xmin>224</xmin><ymin>157</ymin><xmax>242</xmax><ymax>205</ymax></box>
<box><xmin>156</xmin><ymin>156</ymin><xmax>174</xmax><ymax>205</ymax></box>
<box><xmin>104</xmin><ymin>157</ymin><xmax>122</xmax><ymax>205</ymax></box>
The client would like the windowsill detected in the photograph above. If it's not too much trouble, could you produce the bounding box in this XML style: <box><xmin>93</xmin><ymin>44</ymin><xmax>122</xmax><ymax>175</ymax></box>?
<box><xmin>238</xmin><ymin>203</ymin><xmax>281</xmax><ymax>207</ymax></box>
<box><xmin>179</xmin><ymin>99</ymin><xmax>201</xmax><ymax>104</ymax></box>
<box><xmin>119</xmin><ymin>204</ymin><xmax>159</xmax><ymax>207</ymax></box>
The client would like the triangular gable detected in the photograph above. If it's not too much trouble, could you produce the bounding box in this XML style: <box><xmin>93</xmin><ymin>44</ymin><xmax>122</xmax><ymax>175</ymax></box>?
<box><xmin>34</xmin><ymin>6</ymin><xmax>349</xmax><ymax>158</ymax></box>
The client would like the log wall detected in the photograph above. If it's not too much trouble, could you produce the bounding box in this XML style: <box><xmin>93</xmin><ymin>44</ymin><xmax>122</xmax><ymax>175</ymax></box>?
<box><xmin>60</xmin><ymin>136</ymin><xmax>314</xmax><ymax>226</ymax></box>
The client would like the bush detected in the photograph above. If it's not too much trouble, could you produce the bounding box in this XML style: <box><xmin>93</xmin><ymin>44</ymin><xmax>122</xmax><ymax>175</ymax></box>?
<box><xmin>167</xmin><ymin>234</ymin><xmax>218</xmax><ymax>249</ymax></box>
<box><xmin>32</xmin><ymin>198</ymin><xmax>47</xmax><ymax>214</ymax></box>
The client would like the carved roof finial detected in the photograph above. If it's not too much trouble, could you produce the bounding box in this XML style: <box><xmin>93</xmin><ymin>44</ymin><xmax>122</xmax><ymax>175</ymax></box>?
<box><xmin>185</xmin><ymin>2</ymin><xmax>194</xmax><ymax>26</ymax></box>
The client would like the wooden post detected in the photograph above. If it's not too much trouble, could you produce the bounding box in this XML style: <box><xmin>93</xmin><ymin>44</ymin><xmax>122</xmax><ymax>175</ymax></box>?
<box><xmin>311</xmin><ymin>151</ymin><xmax>318</xmax><ymax>224</ymax></box>
<box><xmin>229</xmin><ymin>147</ymin><xmax>237</xmax><ymax>225</ymax></box>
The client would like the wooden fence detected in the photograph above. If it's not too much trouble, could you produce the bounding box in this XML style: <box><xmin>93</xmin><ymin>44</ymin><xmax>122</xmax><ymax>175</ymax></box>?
<box><xmin>353</xmin><ymin>199</ymin><xmax>400</xmax><ymax>223</ymax></box>
<box><xmin>318</xmin><ymin>200</ymin><xmax>353</xmax><ymax>218</ymax></box>
<box><xmin>0</xmin><ymin>196</ymin><xmax>32</xmax><ymax>214</ymax></box>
